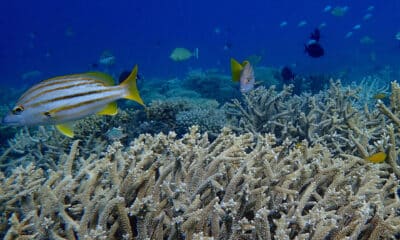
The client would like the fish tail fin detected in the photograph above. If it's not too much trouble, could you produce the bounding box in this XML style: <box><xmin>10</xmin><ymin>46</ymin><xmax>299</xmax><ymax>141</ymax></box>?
<box><xmin>120</xmin><ymin>65</ymin><xmax>145</xmax><ymax>106</ymax></box>
<box><xmin>230</xmin><ymin>58</ymin><xmax>243</xmax><ymax>82</ymax></box>
<box><xmin>193</xmin><ymin>48</ymin><xmax>199</xmax><ymax>59</ymax></box>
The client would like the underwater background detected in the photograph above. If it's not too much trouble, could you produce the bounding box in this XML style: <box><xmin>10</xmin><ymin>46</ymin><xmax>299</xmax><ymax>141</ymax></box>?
<box><xmin>1</xmin><ymin>0</ymin><xmax>400</xmax><ymax>239</ymax></box>
<box><xmin>1</xmin><ymin>0</ymin><xmax>400</xmax><ymax>84</ymax></box>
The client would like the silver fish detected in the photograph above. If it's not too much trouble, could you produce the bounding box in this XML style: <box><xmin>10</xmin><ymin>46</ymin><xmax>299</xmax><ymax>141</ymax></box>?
<box><xmin>3</xmin><ymin>65</ymin><xmax>144</xmax><ymax>137</ymax></box>
<box><xmin>239</xmin><ymin>62</ymin><xmax>255</xmax><ymax>93</ymax></box>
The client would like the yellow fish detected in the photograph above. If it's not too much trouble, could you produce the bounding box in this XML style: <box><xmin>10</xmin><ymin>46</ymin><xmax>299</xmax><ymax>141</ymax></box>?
<box><xmin>373</xmin><ymin>93</ymin><xmax>387</xmax><ymax>99</ymax></box>
<box><xmin>3</xmin><ymin>65</ymin><xmax>144</xmax><ymax>138</ymax></box>
<box><xmin>170</xmin><ymin>47</ymin><xmax>199</xmax><ymax>61</ymax></box>
<box><xmin>366</xmin><ymin>152</ymin><xmax>387</xmax><ymax>163</ymax></box>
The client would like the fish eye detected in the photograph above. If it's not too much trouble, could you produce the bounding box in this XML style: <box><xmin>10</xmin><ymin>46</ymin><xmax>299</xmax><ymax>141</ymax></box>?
<box><xmin>12</xmin><ymin>105</ymin><xmax>24</xmax><ymax>115</ymax></box>
<box><xmin>44</xmin><ymin>111</ymin><xmax>52</xmax><ymax>118</ymax></box>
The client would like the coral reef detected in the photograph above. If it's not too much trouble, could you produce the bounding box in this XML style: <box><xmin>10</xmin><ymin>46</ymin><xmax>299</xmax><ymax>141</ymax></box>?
<box><xmin>176</xmin><ymin>99</ymin><xmax>226</xmax><ymax>138</ymax></box>
<box><xmin>145</xmin><ymin>98</ymin><xmax>227</xmax><ymax>138</ymax></box>
<box><xmin>182</xmin><ymin>68</ymin><xmax>240</xmax><ymax>103</ymax></box>
<box><xmin>225</xmin><ymin>80</ymin><xmax>391</xmax><ymax>159</ymax></box>
<box><xmin>0</xmin><ymin>88</ymin><xmax>25</xmax><ymax>147</ymax></box>
<box><xmin>0</xmin><ymin>109</ymin><xmax>144</xmax><ymax>174</ymax></box>
<box><xmin>0</xmin><ymin>97</ymin><xmax>227</xmax><ymax>173</ymax></box>
<box><xmin>1</xmin><ymin>66</ymin><xmax>400</xmax><ymax>239</ymax></box>
<box><xmin>255</xmin><ymin>66</ymin><xmax>281</xmax><ymax>88</ymax></box>
<box><xmin>225</xmin><ymin>84</ymin><xmax>295</xmax><ymax>138</ymax></box>
<box><xmin>1</xmin><ymin>126</ymin><xmax>399</xmax><ymax>239</ymax></box>
<box><xmin>145</xmin><ymin>99</ymin><xmax>192</xmax><ymax>128</ymax></box>
<box><xmin>351</xmin><ymin>75</ymin><xmax>390</xmax><ymax>109</ymax></box>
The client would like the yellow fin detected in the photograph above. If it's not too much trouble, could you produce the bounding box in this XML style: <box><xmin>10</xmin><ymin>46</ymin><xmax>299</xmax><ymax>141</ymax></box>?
<box><xmin>366</xmin><ymin>151</ymin><xmax>387</xmax><ymax>163</ymax></box>
<box><xmin>84</xmin><ymin>72</ymin><xmax>115</xmax><ymax>85</ymax></box>
<box><xmin>97</xmin><ymin>102</ymin><xmax>118</xmax><ymax>115</ymax></box>
<box><xmin>230</xmin><ymin>58</ymin><xmax>244</xmax><ymax>82</ymax></box>
<box><xmin>56</xmin><ymin>124</ymin><xmax>74</xmax><ymax>138</ymax></box>
<box><xmin>120</xmin><ymin>65</ymin><xmax>144</xmax><ymax>106</ymax></box>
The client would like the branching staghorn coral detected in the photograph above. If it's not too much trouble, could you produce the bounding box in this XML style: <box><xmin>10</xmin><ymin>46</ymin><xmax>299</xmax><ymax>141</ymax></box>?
<box><xmin>225</xmin><ymin>80</ymin><xmax>390</xmax><ymax>158</ymax></box>
<box><xmin>351</xmin><ymin>75</ymin><xmax>390</xmax><ymax>110</ymax></box>
<box><xmin>1</xmin><ymin>126</ymin><xmax>399</xmax><ymax>239</ymax></box>
<box><xmin>225</xmin><ymin>84</ymin><xmax>294</xmax><ymax>136</ymax></box>
<box><xmin>375</xmin><ymin>81</ymin><xmax>400</xmax><ymax>174</ymax></box>
<box><xmin>0</xmin><ymin>107</ymin><xmax>149</xmax><ymax>173</ymax></box>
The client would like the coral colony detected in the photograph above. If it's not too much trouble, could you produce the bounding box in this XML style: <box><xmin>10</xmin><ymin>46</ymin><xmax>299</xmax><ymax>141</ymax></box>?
<box><xmin>1</xmin><ymin>74</ymin><xmax>400</xmax><ymax>239</ymax></box>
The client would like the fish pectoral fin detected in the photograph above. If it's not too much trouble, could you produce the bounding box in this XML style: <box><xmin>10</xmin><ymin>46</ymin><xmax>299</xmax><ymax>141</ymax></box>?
<box><xmin>230</xmin><ymin>58</ymin><xmax>243</xmax><ymax>82</ymax></box>
<box><xmin>97</xmin><ymin>102</ymin><xmax>118</xmax><ymax>116</ymax></box>
<box><xmin>56</xmin><ymin>123</ymin><xmax>74</xmax><ymax>138</ymax></box>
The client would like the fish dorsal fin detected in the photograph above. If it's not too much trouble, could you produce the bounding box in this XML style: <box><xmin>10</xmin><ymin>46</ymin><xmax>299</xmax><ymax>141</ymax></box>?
<box><xmin>97</xmin><ymin>102</ymin><xmax>118</xmax><ymax>116</ymax></box>
<box><xmin>230</xmin><ymin>58</ymin><xmax>244</xmax><ymax>82</ymax></box>
<box><xmin>83</xmin><ymin>72</ymin><xmax>115</xmax><ymax>85</ymax></box>
<box><xmin>56</xmin><ymin>123</ymin><xmax>74</xmax><ymax>138</ymax></box>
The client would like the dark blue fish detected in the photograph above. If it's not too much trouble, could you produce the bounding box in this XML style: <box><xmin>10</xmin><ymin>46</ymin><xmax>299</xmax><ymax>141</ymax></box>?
<box><xmin>305</xmin><ymin>29</ymin><xmax>324</xmax><ymax>58</ymax></box>
<box><xmin>310</xmin><ymin>28</ymin><xmax>320</xmax><ymax>41</ymax></box>
<box><xmin>281</xmin><ymin>66</ymin><xmax>295</xmax><ymax>84</ymax></box>
<box><xmin>305</xmin><ymin>41</ymin><xmax>324</xmax><ymax>58</ymax></box>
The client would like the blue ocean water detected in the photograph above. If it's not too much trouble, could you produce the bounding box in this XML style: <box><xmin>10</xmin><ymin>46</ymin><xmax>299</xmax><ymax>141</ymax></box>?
<box><xmin>0</xmin><ymin>0</ymin><xmax>399</xmax><ymax>86</ymax></box>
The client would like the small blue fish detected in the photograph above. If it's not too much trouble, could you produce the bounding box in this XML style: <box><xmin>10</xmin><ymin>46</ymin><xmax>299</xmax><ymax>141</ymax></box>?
<box><xmin>2</xmin><ymin>65</ymin><xmax>144</xmax><ymax>137</ymax></box>
<box><xmin>230</xmin><ymin>58</ymin><xmax>255</xmax><ymax>93</ymax></box>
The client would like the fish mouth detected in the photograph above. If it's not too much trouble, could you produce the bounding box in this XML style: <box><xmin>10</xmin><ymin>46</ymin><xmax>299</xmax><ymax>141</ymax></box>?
<box><xmin>1</xmin><ymin>116</ymin><xmax>20</xmax><ymax>126</ymax></box>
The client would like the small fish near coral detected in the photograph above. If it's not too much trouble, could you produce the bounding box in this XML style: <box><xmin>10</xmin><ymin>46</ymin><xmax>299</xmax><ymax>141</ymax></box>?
<box><xmin>365</xmin><ymin>151</ymin><xmax>387</xmax><ymax>163</ymax></box>
<box><xmin>305</xmin><ymin>28</ymin><xmax>325</xmax><ymax>58</ymax></box>
<box><xmin>2</xmin><ymin>65</ymin><xmax>144</xmax><ymax>138</ymax></box>
<box><xmin>373</xmin><ymin>92</ymin><xmax>387</xmax><ymax>100</ymax></box>
<box><xmin>230</xmin><ymin>58</ymin><xmax>255</xmax><ymax>93</ymax></box>
<box><xmin>169</xmin><ymin>47</ymin><xmax>199</xmax><ymax>61</ymax></box>
<box><xmin>280</xmin><ymin>66</ymin><xmax>295</xmax><ymax>84</ymax></box>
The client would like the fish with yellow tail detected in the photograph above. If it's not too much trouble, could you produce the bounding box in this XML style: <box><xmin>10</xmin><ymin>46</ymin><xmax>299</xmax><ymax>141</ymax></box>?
<box><xmin>365</xmin><ymin>151</ymin><xmax>387</xmax><ymax>163</ymax></box>
<box><xmin>2</xmin><ymin>65</ymin><xmax>144</xmax><ymax>138</ymax></box>
<box><xmin>230</xmin><ymin>58</ymin><xmax>255</xmax><ymax>93</ymax></box>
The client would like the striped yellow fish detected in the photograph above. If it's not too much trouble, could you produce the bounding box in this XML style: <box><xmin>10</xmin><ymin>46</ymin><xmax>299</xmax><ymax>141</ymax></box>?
<box><xmin>2</xmin><ymin>65</ymin><xmax>144</xmax><ymax>138</ymax></box>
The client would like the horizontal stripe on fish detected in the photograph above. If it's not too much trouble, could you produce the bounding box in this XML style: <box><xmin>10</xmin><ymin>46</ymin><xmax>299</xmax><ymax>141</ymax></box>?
<box><xmin>18</xmin><ymin>81</ymin><xmax>105</xmax><ymax>105</ymax></box>
<box><xmin>18</xmin><ymin>77</ymin><xmax>96</xmax><ymax>101</ymax></box>
<box><xmin>2</xmin><ymin>64</ymin><xmax>144</xmax><ymax>137</ymax></box>
<box><xmin>47</xmin><ymin>95</ymin><xmax>119</xmax><ymax>122</ymax></box>
<box><xmin>18</xmin><ymin>78</ymin><xmax>108</xmax><ymax>103</ymax></box>
<box><xmin>26</xmin><ymin>87</ymin><xmax>121</xmax><ymax>108</ymax></box>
